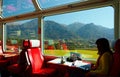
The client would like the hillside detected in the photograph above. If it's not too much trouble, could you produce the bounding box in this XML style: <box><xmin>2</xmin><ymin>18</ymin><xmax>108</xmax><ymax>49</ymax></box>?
<box><xmin>44</xmin><ymin>21</ymin><xmax>114</xmax><ymax>40</ymax></box>
<box><xmin>76</xmin><ymin>23</ymin><xmax>114</xmax><ymax>40</ymax></box>
<box><xmin>44</xmin><ymin>21</ymin><xmax>79</xmax><ymax>40</ymax></box>
<box><xmin>67</xmin><ymin>22</ymin><xmax>85</xmax><ymax>33</ymax></box>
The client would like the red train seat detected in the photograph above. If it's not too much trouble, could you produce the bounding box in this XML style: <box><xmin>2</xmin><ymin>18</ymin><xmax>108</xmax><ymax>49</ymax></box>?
<box><xmin>25</xmin><ymin>39</ymin><xmax>57</xmax><ymax>77</ymax></box>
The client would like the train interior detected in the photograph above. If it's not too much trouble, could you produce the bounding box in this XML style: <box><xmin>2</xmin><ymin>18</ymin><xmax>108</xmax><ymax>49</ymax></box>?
<box><xmin>0</xmin><ymin>0</ymin><xmax>120</xmax><ymax>77</ymax></box>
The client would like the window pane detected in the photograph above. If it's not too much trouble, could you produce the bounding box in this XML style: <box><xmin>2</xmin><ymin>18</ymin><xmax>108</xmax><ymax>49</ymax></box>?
<box><xmin>43</xmin><ymin>6</ymin><xmax>114</xmax><ymax>62</ymax></box>
<box><xmin>38</xmin><ymin>0</ymin><xmax>88</xmax><ymax>9</ymax></box>
<box><xmin>5</xmin><ymin>18</ymin><xmax>38</xmax><ymax>52</ymax></box>
<box><xmin>2</xmin><ymin>0</ymin><xmax>35</xmax><ymax>17</ymax></box>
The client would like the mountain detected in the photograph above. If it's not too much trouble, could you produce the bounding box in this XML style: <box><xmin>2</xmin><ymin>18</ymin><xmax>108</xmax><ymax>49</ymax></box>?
<box><xmin>44</xmin><ymin>21</ymin><xmax>79</xmax><ymax>40</ymax></box>
<box><xmin>44</xmin><ymin>21</ymin><xmax>114</xmax><ymax>40</ymax></box>
<box><xmin>76</xmin><ymin>23</ymin><xmax>114</xmax><ymax>40</ymax></box>
<box><xmin>67</xmin><ymin>22</ymin><xmax>84</xmax><ymax>33</ymax></box>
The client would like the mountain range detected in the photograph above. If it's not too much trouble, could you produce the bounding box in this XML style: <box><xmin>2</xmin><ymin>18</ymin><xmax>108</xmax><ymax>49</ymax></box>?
<box><xmin>44</xmin><ymin>20</ymin><xmax>114</xmax><ymax>40</ymax></box>
<box><xmin>6</xmin><ymin>19</ymin><xmax>114</xmax><ymax>41</ymax></box>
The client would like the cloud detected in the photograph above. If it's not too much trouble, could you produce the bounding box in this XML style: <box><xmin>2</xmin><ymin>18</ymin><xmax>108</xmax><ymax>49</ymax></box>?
<box><xmin>28</xmin><ymin>0</ymin><xmax>32</xmax><ymax>4</ymax></box>
<box><xmin>7</xmin><ymin>5</ymin><xmax>16</xmax><ymax>11</ymax></box>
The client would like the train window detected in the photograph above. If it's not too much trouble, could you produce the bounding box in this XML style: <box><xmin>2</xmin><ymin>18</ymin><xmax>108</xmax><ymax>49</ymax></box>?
<box><xmin>43</xmin><ymin>6</ymin><xmax>114</xmax><ymax>62</ymax></box>
<box><xmin>2</xmin><ymin>0</ymin><xmax>35</xmax><ymax>17</ymax></box>
<box><xmin>38</xmin><ymin>0</ymin><xmax>88</xmax><ymax>9</ymax></box>
<box><xmin>5</xmin><ymin>18</ymin><xmax>38</xmax><ymax>52</ymax></box>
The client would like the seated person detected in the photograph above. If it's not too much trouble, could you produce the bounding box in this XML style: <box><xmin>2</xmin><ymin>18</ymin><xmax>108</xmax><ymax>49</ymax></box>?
<box><xmin>86</xmin><ymin>38</ymin><xmax>113</xmax><ymax>77</ymax></box>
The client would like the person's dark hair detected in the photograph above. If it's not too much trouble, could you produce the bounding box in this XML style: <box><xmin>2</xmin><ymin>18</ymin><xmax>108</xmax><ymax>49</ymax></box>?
<box><xmin>96</xmin><ymin>38</ymin><xmax>112</xmax><ymax>55</ymax></box>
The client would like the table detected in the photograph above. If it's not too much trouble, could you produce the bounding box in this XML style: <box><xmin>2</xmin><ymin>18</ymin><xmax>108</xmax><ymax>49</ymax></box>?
<box><xmin>47</xmin><ymin>58</ymin><xmax>91</xmax><ymax>77</ymax></box>
<box><xmin>4</xmin><ymin>53</ymin><xmax>19</xmax><ymax>64</ymax></box>
<box><xmin>48</xmin><ymin>58</ymin><xmax>91</xmax><ymax>70</ymax></box>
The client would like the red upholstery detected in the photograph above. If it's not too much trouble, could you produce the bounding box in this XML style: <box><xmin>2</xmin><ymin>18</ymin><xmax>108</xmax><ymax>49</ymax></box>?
<box><xmin>109</xmin><ymin>39</ymin><xmax>120</xmax><ymax>77</ymax></box>
<box><xmin>0</xmin><ymin>58</ymin><xmax>9</xmax><ymax>66</ymax></box>
<box><xmin>8</xmin><ymin>64</ymin><xmax>20</xmax><ymax>74</ymax></box>
<box><xmin>0</xmin><ymin>40</ymin><xmax>10</xmax><ymax>77</ymax></box>
<box><xmin>0</xmin><ymin>40</ymin><xmax>9</xmax><ymax>65</ymax></box>
<box><xmin>27</xmin><ymin>48</ymin><xmax>44</xmax><ymax>73</ymax></box>
<box><xmin>26</xmin><ymin>40</ymin><xmax>57</xmax><ymax>77</ymax></box>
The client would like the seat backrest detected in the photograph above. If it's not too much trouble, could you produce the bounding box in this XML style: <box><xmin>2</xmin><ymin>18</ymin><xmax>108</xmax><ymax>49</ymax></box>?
<box><xmin>18</xmin><ymin>39</ymin><xmax>29</xmax><ymax>65</ymax></box>
<box><xmin>109</xmin><ymin>39</ymin><xmax>120</xmax><ymax>77</ymax></box>
<box><xmin>26</xmin><ymin>39</ymin><xmax>44</xmax><ymax>73</ymax></box>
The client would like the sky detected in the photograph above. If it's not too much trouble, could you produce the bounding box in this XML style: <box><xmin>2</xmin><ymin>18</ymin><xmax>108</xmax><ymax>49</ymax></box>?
<box><xmin>38</xmin><ymin>0</ymin><xmax>86</xmax><ymax>8</ymax></box>
<box><xmin>45</xmin><ymin>6</ymin><xmax>114</xmax><ymax>29</ymax></box>
<box><xmin>2</xmin><ymin>0</ymin><xmax>35</xmax><ymax>17</ymax></box>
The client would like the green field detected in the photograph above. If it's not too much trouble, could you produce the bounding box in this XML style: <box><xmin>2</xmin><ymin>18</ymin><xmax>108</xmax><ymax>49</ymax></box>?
<box><xmin>44</xmin><ymin>49</ymin><xmax>99</xmax><ymax>64</ymax></box>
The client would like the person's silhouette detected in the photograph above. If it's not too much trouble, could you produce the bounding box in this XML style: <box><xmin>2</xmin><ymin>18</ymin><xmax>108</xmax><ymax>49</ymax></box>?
<box><xmin>86</xmin><ymin>38</ymin><xmax>113</xmax><ymax>77</ymax></box>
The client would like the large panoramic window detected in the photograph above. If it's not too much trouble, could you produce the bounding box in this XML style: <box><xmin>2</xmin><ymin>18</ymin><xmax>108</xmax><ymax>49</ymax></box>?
<box><xmin>5</xmin><ymin>18</ymin><xmax>38</xmax><ymax>52</ymax></box>
<box><xmin>43</xmin><ymin>6</ymin><xmax>114</xmax><ymax>62</ymax></box>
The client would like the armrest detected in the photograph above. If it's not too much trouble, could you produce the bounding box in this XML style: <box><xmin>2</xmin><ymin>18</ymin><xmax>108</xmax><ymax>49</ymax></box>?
<box><xmin>43</xmin><ymin>55</ymin><xmax>58</xmax><ymax>67</ymax></box>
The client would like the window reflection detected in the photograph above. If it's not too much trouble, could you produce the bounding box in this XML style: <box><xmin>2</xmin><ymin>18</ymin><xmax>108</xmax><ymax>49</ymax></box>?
<box><xmin>5</xmin><ymin>19</ymin><xmax>38</xmax><ymax>52</ymax></box>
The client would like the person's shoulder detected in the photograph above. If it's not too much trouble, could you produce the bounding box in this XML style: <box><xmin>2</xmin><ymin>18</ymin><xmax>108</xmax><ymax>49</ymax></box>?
<box><xmin>103</xmin><ymin>52</ymin><xmax>113</xmax><ymax>57</ymax></box>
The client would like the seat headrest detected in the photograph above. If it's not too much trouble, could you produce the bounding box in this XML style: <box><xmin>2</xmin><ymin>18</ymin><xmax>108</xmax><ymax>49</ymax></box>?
<box><xmin>23</xmin><ymin>39</ymin><xmax>29</xmax><ymax>48</ymax></box>
<box><xmin>29</xmin><ymin>40</ymin><xmax>40</xmax><ymax>48</ymax></box>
